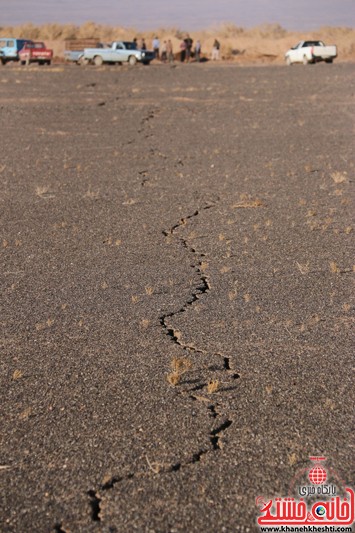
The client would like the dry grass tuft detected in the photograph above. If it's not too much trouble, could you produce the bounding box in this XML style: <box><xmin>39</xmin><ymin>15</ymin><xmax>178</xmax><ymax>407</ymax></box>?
<box><xmin>200</xmin><ymin>261</ymin><xmax>209</xmax><ymax>272</ymax></box>
<box><xmin>288</xmin><ymin>453</ymin><xmax>297</xmax><ymax>466</ymax></box>
<box><xmin>232</xmin><ymin>198</ymin><xmax>264</xmax><ymax>209</ymax></box>
<box><xmin>171</xmin><ymin>357</ymin><xmax>192</xmax><ymax>374</ymax></box>
<box><xmin>167</xmin><ymin>371</ymin><xmax>181</xmax><ymax>386</ymax></box>
<box><xmin>329</xmin><ymin>261</ymin><xmax>340</xmax><ymax>274</ymax></box>
<box><xmin>12</xmin><ymin>369</ymin><xmax>23</xmax><ymax>380</ymax></box>
<box><xmin>207</xmin><ymin>379</ymin><xmax>219</xmax><ymax>394</ymax></box>
<box><xmin>35</xmin><ymin>186</ymin><xmax>54</xmax><ymax>198</ymax></box>
<box><xmin>145</xmin><ymin>286</ymin><xmax>154</xmax><ymax>296</ymax></box>
<box><xmin>167</xmin><ymin>357</ymin><xmax>192</xmax><ymax>387</ymax></box>
<box><xmin>331</xmin><ymin>171</ymin><xmax>347</xmax><ymax>184</ymax></box>
<box><xmin>228</xmin><ymin>290</ymin><xmax>237</xmax><ymax>301</ymax></box>
<box><xmin>296</xmin><ymin>262</ymin><xmax>310</xmax><ymax>275</ymax></box>
<box><xmin>84</xmin><ymin>186</ymin><xmax>100</xmax><ymax>199</ymax></box>
<box><xmin>146</xmin><ymin>455</ymin><xmax>164</xmax><ymax>474</ymax></box>
<box><xmin>19</xmin><ymin>407</ymin><xmax>32</xmax><ymax>420</ymax></box>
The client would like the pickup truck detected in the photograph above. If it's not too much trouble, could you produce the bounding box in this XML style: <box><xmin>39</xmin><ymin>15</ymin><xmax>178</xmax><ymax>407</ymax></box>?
<box><xmin>82</xmin><ymin>41</ymin><xmax>155</xmax><ymax>66</ymax></box>
<box><xmin>18</xmin><ymin>41</ymin><xmax>53</xmax><ymax>65</ymax></box>
<box><xmin>64</xmin><ymin>41</ymin><xmax>105</xmax><ymax>64</ymax></box>
<box><xmin>0</xmin><ymin>38</ymin><xmax>33</xmax><ymax>64</ymax></box>
<box><xmin>285</xmin><ymin>41</ymin><xmax>337</xmax><ymax>65</ymax></box>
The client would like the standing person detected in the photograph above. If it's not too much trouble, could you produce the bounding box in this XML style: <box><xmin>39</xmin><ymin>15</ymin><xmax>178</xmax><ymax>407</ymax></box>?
<box><xmin>212</xmin><ymin>38</ymin><xmax>220</xmax><ymax>60</ymax></box>
<box><xmin>152</xmin><ymin>36</ymin><xmax>160</xmax><ymax>59</ymax></box>
<box><xmin>180</xmin><ymin>39</ymin><xmax>186</xmax><ymax>62</ymax></box>
<box><xmin>195</xmin><ymin>40</ymin><xmax>201</xmax><ymax>62</ymax></box>
<box><xmin>167</xmin><ymin>40</ymin><xmax>174</xmax><ymax>63</ymax></box>
<box><xmin>184</xmin><ymin>34</ymin><xmax>193</xmax><ymax>62</ymax></box>
<box><xmin>141</xmin><ymin>38</ymin><xmax>147</xmax><ymax>50</ymax></box>
<box><xmin>161</xmin><ymin>41</ymin><xmax>167</xmax><ymax>62</ymax></box>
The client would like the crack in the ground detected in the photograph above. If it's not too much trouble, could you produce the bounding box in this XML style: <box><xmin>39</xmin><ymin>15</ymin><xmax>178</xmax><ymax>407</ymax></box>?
<box><xmin>137</xmin><ymin>108</ymin><xmax>159</xmax><ymax>133</ymax></box>
<box><xmin>53</xmin><ymin>524</ymin><xmax>67</xmax><ymax>533</ymax></box>
<box><xmin>88</xmin><ymin>490</ymin><xmax>101</xmax><ymax>521</ymax></box>
<box><xmin>84</xmin><ymin>201</ymin><xmax>238</xmax><ymax>523</ymax></box>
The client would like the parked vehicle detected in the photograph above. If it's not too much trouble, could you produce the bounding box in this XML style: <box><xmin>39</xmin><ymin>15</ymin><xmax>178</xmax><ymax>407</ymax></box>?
<box><xmin>285</xmin><ymin>41</ymin><xmax>337</xmax><ymax>65</ymax></box>
<box><xmin>82</xmin><ymin>41</ymin><xmax>155</xmax><ymax>66</ymax></box>
<box><xmin>0</xmin><ymin>38</ymin><xmax>33</xmax><ymax>64</ymax></box>
<box><xmin>19</xmin><ymin>41</ymin><xmax>53</xmax><ymax>65</ymax></box>
<box><xmin>64</xmin><ymin>41</ymin><xmax>104</xmax><ymax>65</ymax></box>
<box><xmin>64</xmin><ymin>50</ymin><xmax>85</xmax><ymax>64</ymax></box>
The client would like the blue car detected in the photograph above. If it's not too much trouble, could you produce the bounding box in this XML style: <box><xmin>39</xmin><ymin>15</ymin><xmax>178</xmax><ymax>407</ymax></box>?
<box><xmin>0</xmin><ymin>38</ymin><xmax>33</xmax><ymax>64</ymax></box>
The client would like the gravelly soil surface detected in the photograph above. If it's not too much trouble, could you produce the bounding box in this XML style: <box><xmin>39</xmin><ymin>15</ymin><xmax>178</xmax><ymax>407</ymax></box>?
<box><xmin>0</xmin><ymin>62</ymin><xmax>354</xmax><ymax>532</ymax></box>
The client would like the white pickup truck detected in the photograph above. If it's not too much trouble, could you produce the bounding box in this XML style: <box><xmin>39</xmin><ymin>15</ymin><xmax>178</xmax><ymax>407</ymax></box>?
<box><xmin>82</xmin><ymin>41</ymin><xmax>155</xmax><ymax>66</ymax></box>
<box><xmin>285</xmin><ymin>41</ymin><xmax>337</xmax><ymax>65</ymax></box>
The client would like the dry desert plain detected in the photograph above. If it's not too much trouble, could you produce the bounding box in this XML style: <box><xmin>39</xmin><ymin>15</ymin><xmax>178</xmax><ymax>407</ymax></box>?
<box><xmin>0</xmin><ymin>60</ymin><xmax>354</xmax><ymax>532</ymax></box>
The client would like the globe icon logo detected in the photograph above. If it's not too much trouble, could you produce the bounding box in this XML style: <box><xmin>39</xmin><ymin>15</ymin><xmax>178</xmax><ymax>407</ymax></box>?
<box><xmin>309</xmin><ymin>466</ymin><xmax>327</xmax><ymax>484</ymax></box>
<box><xmin>315</xmin><ymin>505</ymin><xmax>326</xmax><ymax>517</ymax></box>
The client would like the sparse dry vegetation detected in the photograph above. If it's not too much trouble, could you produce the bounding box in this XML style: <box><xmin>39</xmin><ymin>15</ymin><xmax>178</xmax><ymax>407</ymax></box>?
<box><xmin>166</xmin><ymin>371</ymin><xmax>181</xmax><ymax>386</ymax></box>
<box><xmin>145</xmin><ymin>286</ymin><xmax>154</xmax><ymax>296</ymax></box>
<box><xmin>167</xmin><ymin>357</ymin><xmax>192</xmax><ymax>387</ymax></box>
<box><xmin>1</xmin><ymin>22</ymin><xmax>354</xmax><ymax>63</ymax></box>
<box><xmin>232</xmin><ymin>198</ymin><xmax>264</xmax><ymax>209</ymax></box>
<box><xmin>207</xmin><ymin>379</ymin><xmax>219</xmax><ymax>394</ymax></box>
<box><xmin>329</xmin><ymin>261</ymin><xmax>340</xmax><ymax>274</ymax></box>
<box><xmin>171</xmin><ymin>356</ymin><xmax>192</xmax><ymax>375</ymax></box>
<box><xmin>12</xmin><ymin>369</ymin><xmax>23</xmax><ymax>380</ymax></box>
<box><xmin>331</xmin><ymin>171</ymin><xmax>348</xmax><ymax>184</ymax></box>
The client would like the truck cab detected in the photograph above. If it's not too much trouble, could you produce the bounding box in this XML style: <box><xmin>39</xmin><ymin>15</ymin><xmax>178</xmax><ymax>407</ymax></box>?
<box><xmin>0</xmin><ymin>38</ymin><xmax>33</xmax><ymax>64</ymax></box>
<box><xmin>18</xmin><ymin>41</ymin><xmax>53</xmax><ymax>65</ymax></box>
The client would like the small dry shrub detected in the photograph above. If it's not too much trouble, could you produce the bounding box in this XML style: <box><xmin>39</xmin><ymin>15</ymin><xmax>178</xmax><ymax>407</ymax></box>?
<box><xmin>167</xmin><ymin>357</ymin><xmax>192</xmax><ymax>387</ymax></box>
<box><xmin>207</xmin><ymin>380</ymin><xmax>219</xmax><ymax>394</ymax></box>
<box><xmin>167</xmin><ymin>371</ymin><xmax>181</xmax><ymax>386</ymax></box>
<box><xmin>171</xmin><ymin>357</ymin><xmax>192</xmax><ymax>374</ymax></box>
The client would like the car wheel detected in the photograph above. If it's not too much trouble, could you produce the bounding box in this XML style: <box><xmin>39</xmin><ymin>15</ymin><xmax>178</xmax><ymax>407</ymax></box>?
<box><xmin>285</xmin><ymin>56</ymin><xmax>292</xmax><ymax>66</ymax></box>
<box><xmin>325</xmin><ymin>58</ymin><xmax>333</xmax><ymax>64</ymax></box>
<box><xmin>303</xmin><ymin>55</ymin><xmax>309</xmax><ymax>65</ymax></box>
<box><xmin>129</xmin><ymin>55</ymin><xmax>137</xmax><ymax>66</ymax></box>
<box><xmin>19</xmin><ymin>60</ymin><xmax>26</xmax><ymax>66</ymax></box>
<box><xmin>79</xmin><ymin>56</ymin><xmax>89</xmax><ymax>66</ymax></box>
<box><xmin>94</xmin><ymin>55</ymin><xmax>103</xmax><ymax>66</ymax></box>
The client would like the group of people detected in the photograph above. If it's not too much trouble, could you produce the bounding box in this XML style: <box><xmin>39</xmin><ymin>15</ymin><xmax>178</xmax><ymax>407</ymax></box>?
<box><xmin>133</xmin><ymin>35</ymin><xmax>221</xmax><ymax>63</ymax></box>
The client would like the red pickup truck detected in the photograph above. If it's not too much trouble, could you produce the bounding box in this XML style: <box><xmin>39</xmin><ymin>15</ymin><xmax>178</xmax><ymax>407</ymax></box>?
<box><xmin>19</xmin><ymin>41</ymin><xmax>53</xmax><ymax>65</ymax></box>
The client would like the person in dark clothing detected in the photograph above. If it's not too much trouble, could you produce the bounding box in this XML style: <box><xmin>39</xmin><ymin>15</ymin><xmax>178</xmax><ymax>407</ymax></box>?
<box><xmin>212</xmin><ymin>39</ymin><xmax>220</xmax><ymax>60</ymax></box>
<box><xmin>180</xmin><ymin>40</ymin><xmax>186</xmax><ymax>62</ymax></box>
<box><xmin>184</xmin><ymin>35</ymin><xmax>193</xmax><ymax>62</ymax></box>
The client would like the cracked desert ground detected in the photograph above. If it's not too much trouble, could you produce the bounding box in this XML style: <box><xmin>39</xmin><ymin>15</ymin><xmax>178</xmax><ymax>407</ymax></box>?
<box><xmin>1</xmin><ymin>61</ymin><xmax>354</xmax><ymax>532</ymax></box>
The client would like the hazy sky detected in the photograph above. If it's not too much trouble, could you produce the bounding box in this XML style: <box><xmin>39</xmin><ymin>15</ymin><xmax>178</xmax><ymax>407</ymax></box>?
<box><xmin>1</xmin><ymin>0</ymin><xmax>354</xmax><ymax>30</ymax></box>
